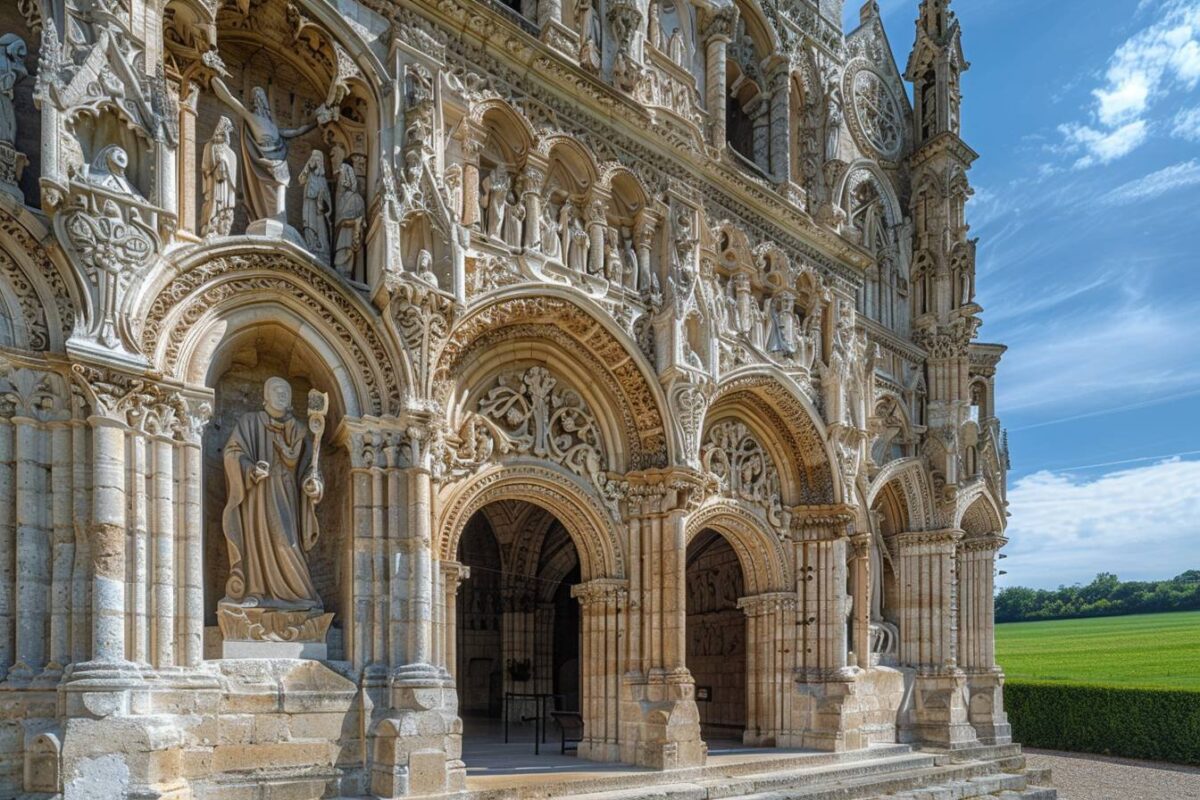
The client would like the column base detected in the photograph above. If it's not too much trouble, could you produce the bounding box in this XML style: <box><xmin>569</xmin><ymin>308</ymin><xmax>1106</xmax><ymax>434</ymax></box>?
<box><xmin>965</xmin><ymin>670</ymin><xmax>1013</xmax><ymax>745</ymax></box>
<box><xmin>60</xmin><ymin>714</ymin><xmax>190</xmax><ymax>800</ymax></box>
<box><xmin>906</xmin><ymin>671</ymin><xmax>979</xmax><ymax>749</ymax></box>
<box><xmin>618</xmin><ymin>669</ymin><xmax>706</xmax><ymax>770</ymax></box>
<box><xmin>369</xmin><ymin>668</ymin><xmax>465</xmax><ymax>798</ymax></box>
<box><xmin>788</xmin><ymin>671</ymin><xmax>870</xmax><ymax>752</ymax></box>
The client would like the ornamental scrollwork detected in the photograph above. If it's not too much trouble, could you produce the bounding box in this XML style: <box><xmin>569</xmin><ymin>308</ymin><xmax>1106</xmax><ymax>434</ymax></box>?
<box><xmin>446</xmin><ymin>366</ymin><xmax>615</xmax><ymax>507</ymax></box>
<box><xmin>701</xmin><ymin>420</ymin><xmax>784</xmax><ymax>530</ymax></box>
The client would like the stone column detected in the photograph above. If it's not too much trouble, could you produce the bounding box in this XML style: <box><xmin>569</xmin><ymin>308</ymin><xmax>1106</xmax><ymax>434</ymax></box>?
<box><xmin>620</xmin><ymin>473</ymin><xmax>705</xmax><ymax>770</ymax></box>
<box><xmin>440</xmin><ymin>562</ymin><xmax>469</xmax><ymax>681</ymax></box>
<box><xmin>850</xmin><ymin>532</ymin><xmax>871</xmax><ymax>670</ymax></box>
<box><xmin>521</xmin><ymin>161</ymin><xmax>547</xmax><ymax>252</ymax></box>
<box><xmin>0</xmin><ymin>410</ymin><xmax>14</xmax><ymax>679</ymax></box>
<box><xmin>702</xmin><ymin>8</ymin><xmax>737</xmax><ymax>149</ymax></box>
<box><xmin>370</xmin><ymin>422</ymin><xmax>464</xmax><ymax>798</ymax></box>
<box><xmin>768</xmin><ymin>64</ymin><xmax>791</xmax><ymax>184</ymax></box>
<box><xmin>47</xmin><ymin>419</ymin><xmax>76</xmax><ymax>676</ymax></box>
<box><xmin>586</xmin><ymin>196</ymin><xmax>607</xmax><ymax>276</ymax></box>
<box><xmin>150</xmin><ymin>422</ymin><xmax>176</xmax><ymax>669</ymax></box>
<box><xmin>958</xmin><ymin>535</ymin><xmax>1011</xmax><ymax>744</ymax></box>
<box><xmin>179</xmin><ymin>404</ymin><xmax>208</xmax><ymax>667</ymax></box>
<box><xmin>128</xmin><ymin>422</ymin><xmax>150</xmax><ymax>666</ymax></box>
<box><xmin>11</xmin><ymin>413</ymin><xmax>49</xmax><ymax>680</ymax></box>
<box><xmin>895</xmin><ymin>529</ymin><xmax>977</xmax><ymax>748</ymax></box>
<box><xmin>89</xmin><ymin>417</ymin><xmax>131</xmax><ymax>668</ymax></box>
<box><xmin>789</xmin><ymin>506</ymin><xmax>865</xmax><ymax>752</ymax></box>
<box><xmin>177</xmin><ymin>83</ymin><xmax>199</xmax><ymax>236</ymax></box>
<box><xmin>459</xmin><ymin>125</ymin><xmax>485</xmax><ymax>230</ymax></box>
<box><xmin>633</xmin><ymin>210</ymin><xmax>657</xmax><ymax>295</ymax></box>
<box><xmin>738</xmin><ymin>592</ymin><xmax>798</xmax><ymax>747</ymax></box>
<box><xmin>572</xmin><ymin>578</ymin><xmax>626</xmax><ymax>762</ymax></box>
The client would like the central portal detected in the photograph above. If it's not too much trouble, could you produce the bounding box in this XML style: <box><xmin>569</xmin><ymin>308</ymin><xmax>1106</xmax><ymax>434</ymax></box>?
<box><xmin>455</xmin><ymin>501</ymin><xmax>582</xmax><ymax>756</ymax></box>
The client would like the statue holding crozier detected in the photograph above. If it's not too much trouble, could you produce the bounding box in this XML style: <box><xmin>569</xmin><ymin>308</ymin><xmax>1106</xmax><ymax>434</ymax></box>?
<box><xmin>217</xmin><ymin>378</ymin><xmax>334</xmax><ymax>658</ymax></box>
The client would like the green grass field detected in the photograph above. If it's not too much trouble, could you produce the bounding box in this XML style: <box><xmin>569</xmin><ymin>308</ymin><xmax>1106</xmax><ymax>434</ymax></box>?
<box><xmin>995</xmin><ymin>610</ymin><xmax>1200</xmax><ymax>691</ymax></box>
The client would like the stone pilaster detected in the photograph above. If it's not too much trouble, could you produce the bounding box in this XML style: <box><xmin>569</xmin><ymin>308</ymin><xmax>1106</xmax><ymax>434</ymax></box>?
<box><xmin>768</xmin><ymin>63</ymin><xmax>791</xmax><ymax>184</ymax></box>
<box><xmin>619</xmin><ymin>470</ymin><xmax>706</xmax><ymax>769</ymax></box>
<box><xmin>789</xmin><ymin>505</ymin><xmax>865</xmax><ymax>752</ymax></box>
<box><xmin>738</xmin><ymin>592</ymin><xmax>798</xmax><ymax>747</ymax></box>
<box><xmin>702</xmin><ymin>6</ymin><xmax>738</xmax><ymax>150</ymax></box>
<box><xmin>367</xmin><ymin>421</ymin><xmax>464</xmax><ymax>798</ymax></box>
<box><xmin>896</xmin><ymin>528</ymin><xmax>977</xmax><ymax>748</ymax></box>
<box><xmin>958</xmin><ymin>535</ymin><xmax>1011</xmax><ymax>743</ymax></box>
<box><xmin>572</xmin><ymin>578</ymin><xmax>626</xmax><ymax>762</ymax></box>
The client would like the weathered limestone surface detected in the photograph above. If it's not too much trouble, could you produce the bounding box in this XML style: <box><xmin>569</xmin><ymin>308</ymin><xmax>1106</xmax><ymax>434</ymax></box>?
<box><xmin>0</xmin><ymin>0</ymin><xmax>1017</xmax><ymax>797</ymax></box>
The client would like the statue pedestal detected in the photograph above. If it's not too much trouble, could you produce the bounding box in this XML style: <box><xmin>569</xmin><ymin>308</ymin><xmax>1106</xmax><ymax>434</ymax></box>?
<box><xmin>217</xmin><ymin>603</ymin><xmax>333</xmax><ymax>661</ymax></box>
<box><xmin>246</xmin><ymin>216</ymin><xmax>306</xmax><ymax>248</ymax></box>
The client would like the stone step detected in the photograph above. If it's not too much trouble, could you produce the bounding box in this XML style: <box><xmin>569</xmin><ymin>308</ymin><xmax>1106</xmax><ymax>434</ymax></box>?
<box><xmin>1021</xmin><ymin>767</ymin><xmax>1052</xmax><ymax>785</ymax></box>
<box><xmin>726</xmin><ymin>761</ymin><xmax>1027</xmax><ymax>800</ymax></box>
<box><xmin>994</xmin><ymin>789</ymin><xmax>1057</xmax><ymax>800</ymax></box>
<box><xmin>703</xmin><ymin>753</ymin><xmax>943</xmax><ymax>798</ymax></box>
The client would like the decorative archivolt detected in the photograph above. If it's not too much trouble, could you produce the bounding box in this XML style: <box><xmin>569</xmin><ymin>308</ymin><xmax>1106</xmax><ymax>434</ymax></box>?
<box><xmin>701</xmin><ymin>420</ymin><xmax>785</xmax><ymax>530</ymax></box>
<box><xmin>685</xmin><ymin>502</ymin><xmax>792</xmax><ymax>595</ymax></box>
<box><xmin>0</xmin><ymin>213</ymin><xmax>76</xmax><ymax>352</ymax></box>
<box><xmin>436</xmin><ymin>463</ymin><xmax>627</xmax><ymax>581</ymax></box>
<box><xmin>435</xmin><ymin>293</ymin><xmax>670</xmax><ymax>468</ymax></box>
<box><xmin>137</xmin><ymin>247</ymin><xmax>405</xmax><ymax>416</ymax></box>
<box><xmin>709</xmin><ymin>371</ymin><xmax>837</xmax><ymax>505</ymax></box>
<box><xmin>442</xmin><ymin>365</ymin><xmax>616</xmax><ymax>506</ymax></box>
<box><xmin>866</xmin><ymin>457</ymin><xmax>935</xmax><ymax>533</ymax></box>
<box><xmin>954</xmin><ymin>482</ymin><xmax>1005</xmax><ymax>537</ymax></box>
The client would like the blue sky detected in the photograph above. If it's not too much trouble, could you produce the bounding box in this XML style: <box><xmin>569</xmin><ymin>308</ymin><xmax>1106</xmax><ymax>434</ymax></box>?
<box><xmin>851</xmin><ymin>0</ymin><xmax>1200</xmax><ymax>589</ymax></box>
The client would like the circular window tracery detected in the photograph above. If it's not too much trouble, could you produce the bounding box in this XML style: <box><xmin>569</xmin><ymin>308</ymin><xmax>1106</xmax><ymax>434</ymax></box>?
<box><xmin>850</xmin><ymin>68</ymin><xmax>903</xmax><ymax>160</ymax></box>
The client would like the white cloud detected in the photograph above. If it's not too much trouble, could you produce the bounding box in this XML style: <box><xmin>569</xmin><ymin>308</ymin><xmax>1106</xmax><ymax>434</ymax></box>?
<box><xmin>997</xmin><ymin>301</ymin><xmax>1200</xmax><ymax>414</ymax></box>
<box><xmin>1101</xmin><ymin>159</ymin><xmax>1200</xmax><ymax>204</ymax></box>
<box><xmin>1059</xmin><ymin>120</ymin><xmax>1149</xmax><ymax>167</ymax></box>
<box><xmin>1058</xmin><ymin>0</ymin><xmax>1200</xmax><ymax>166</ymax></box>
<box><xmin>1002</xmin><ymin>458</ymin><xmax>1200</xmax><ymax>588</ymax></box>
<box><xmin>1171</xmin><ymin>105</ymin><xmax>1200</xmax><ymax>139</ymax></box>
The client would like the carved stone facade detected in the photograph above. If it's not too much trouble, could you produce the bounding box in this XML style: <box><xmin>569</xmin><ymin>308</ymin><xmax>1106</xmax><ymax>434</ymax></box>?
<box><xmin>0</xmin><ymin>1</ymin><xmax>1027</xmax><ymax>798</ymax></box>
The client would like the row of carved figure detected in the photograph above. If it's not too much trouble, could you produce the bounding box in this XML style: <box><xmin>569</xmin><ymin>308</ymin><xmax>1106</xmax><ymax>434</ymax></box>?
<box><xmin>480</xmin><ymin>162</ymin><xmax>660</xmax><ymax>294</ymax></box>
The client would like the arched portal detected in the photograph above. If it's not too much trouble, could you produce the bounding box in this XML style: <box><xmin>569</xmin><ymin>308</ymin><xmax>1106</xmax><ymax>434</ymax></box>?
<box><xmin>686</xmin><ymin>529</ymin><xmax>747</xmax><ymax>744</ymax></box>
<box><xmin>454</xmin><ymin>502</ymin><xmax>582</xmax><ymax>730</ymax></box>
<box><xmin>438</xmin><ymin>469</ymin><xmax>627</xmax><ymax>765</ymax></box>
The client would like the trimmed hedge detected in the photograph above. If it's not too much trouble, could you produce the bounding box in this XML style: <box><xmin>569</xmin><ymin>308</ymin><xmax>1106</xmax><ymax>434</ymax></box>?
<box><xmin>1005</xmin><ymin>680</ymin><xmax>1200</xmax><ymax>765</ymax></box>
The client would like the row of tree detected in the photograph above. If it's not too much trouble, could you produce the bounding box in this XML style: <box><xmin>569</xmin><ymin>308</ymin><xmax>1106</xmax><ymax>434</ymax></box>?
<box><xmin>995</xmin><ymin>571</ymin><xmax>1200</xmax><ymax>623</ymax></box>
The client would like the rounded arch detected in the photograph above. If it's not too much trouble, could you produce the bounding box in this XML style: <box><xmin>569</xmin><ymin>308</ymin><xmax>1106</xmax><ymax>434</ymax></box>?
<box><xmin>955</xmin><ymin>485</ymin><xmax>1005</xmax><ymax>538</ymax></box>
<box><xmin>539</xmin><ymin>134</ymin><xmax>601</xmax><ymax>192</ymax></box>
<box><xmin>709</xmin><ymin>367</ymin><xmax>840</xmax><ymax>505</ymax></box>
<box><xmin>686</xmin><ymin>501</ymin><xmax>791</xmax><ymax>594</ymax></box>
<box><xmin>436</xmin><ymin>287</ymin><xmax>673</xmax><ymax>468</ymax></box>
<box><xmin>136</xmin><ymin>241</ymin><xmax>407</xmax><ymax>416</ymax></box>
<box><xmin>437</xmin><ymin>463</ymin><xmax>626</xmax><ymax>581</ymax></box>
<box><xmin>0</xmin><ymin>208</ymin><xmax>78</xmax><ymax>352</ymax></box>
<box><xmin>469</xmin><ymin>98</ymin><xmax>538</xmax><ymax>159</ymax></box>
<box><xmin>866</xmin><ymin>457</ymin><xmax>935</xmax><ymax>533</ymax></box>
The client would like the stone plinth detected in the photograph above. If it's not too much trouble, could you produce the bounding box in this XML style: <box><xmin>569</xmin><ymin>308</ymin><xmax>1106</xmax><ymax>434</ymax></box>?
<box><xmin>217</xmin><ymin>604</ymin><xmax>333</xmax><ymax>661</ymax></box>
<box><xmin>0</xmin><ymin>141</ymin><xmax>26</xmax><ymax>201</ymax></box>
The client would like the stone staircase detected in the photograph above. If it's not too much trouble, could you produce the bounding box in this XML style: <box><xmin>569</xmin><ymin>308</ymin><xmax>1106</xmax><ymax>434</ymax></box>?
<box><xmin>462</xmin><ymin>744</ymin><xmax>1056</xmax><ymax>800</ymax></box>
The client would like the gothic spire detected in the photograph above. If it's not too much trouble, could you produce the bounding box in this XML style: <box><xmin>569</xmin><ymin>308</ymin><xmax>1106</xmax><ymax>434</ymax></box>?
<box><xmin>906</xmin><ymin>0</ymin><xmax>968</xmax><ymax>147</ymax></box>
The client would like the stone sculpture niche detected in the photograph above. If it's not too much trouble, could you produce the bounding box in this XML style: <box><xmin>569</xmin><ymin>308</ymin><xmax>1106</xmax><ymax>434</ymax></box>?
<box><xmin>217</xmin><ymin>377</ymin><xmax>334</xmax><ymax>658</ymax></box>
<box><xmin>0</xmin><ymin>31</ymin><xmax>27</xmax><ymax>200</ymax></box>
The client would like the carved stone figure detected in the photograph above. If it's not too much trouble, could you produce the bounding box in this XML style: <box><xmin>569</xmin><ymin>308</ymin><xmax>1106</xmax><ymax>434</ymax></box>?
<box><xmin>540</xmin><ymin>203</ymin><xmax>563</xmax><ymax>261</ymax></box>
<box><xmin>567</xmin><ymin>208</ymin><xmax>590</xmax><ymax>274</ymax></box>
<box><xmin>620</xmin><ymin>226</ymin><xmax>638</xmax><ymax>290</ymax></box>
<box><xmin>299</xmin><ymin>151</ymin><xmax>332</xmax><ymax>262</ymax></box>
<box><xmin>578</xmin><ymin>0</ymin><xmax>602</xmax><ymax>71</ymax></box>
<box><xmin>201</xmin><ymin>117</ymin><xmax>238</xmax><ymax>238</ymax></box>
<box><xmin>825</xmin><ymin>86</ymin><xmax>843</xmax><ymax>162</ymax></box>
<box><xmin>211</xmin><ymin>78</ymin><xmax>323</xmax><ymax>232</ymax></box>
<box><xmin>0</xmin><ymin>33</ymin><xmax>27</xmax><ymax>145</ymax></box>
<box><xmin>416</xmin><ymin>248</ymin><xmax>439</xmax><ymax>287</ymax></box>
<box><xmin>332</xmin><ymin>162</ymin><xmax>365</xmax><ymax>279</ymax></box>
<box><xmin>82</xmin><ymin>145</ymin><xmax>139</xmax><ymax>196</ymax></box>
<box><xmin>220</xmin><ymin>377</ymin><xmax>324</xmax><ymax>611</ymax></box>
<box><xmin>481</xmin><ymin>163</ymin><xmax>510</xmax><ymax>239</ymax></box>
<box><xmin>502</xmin><ymin>189</ymin><xmax>524</xmax><ymax>249</ymax></box>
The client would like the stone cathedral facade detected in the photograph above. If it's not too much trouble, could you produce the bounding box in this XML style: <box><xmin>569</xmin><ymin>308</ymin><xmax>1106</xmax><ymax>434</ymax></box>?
<box><xmin>0</xmin><ymin>0</ymin><xmax>1025</xmax><ymax>798</ymax></box>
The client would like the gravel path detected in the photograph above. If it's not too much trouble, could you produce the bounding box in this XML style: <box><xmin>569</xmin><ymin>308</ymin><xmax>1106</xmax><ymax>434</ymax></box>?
<box><xmin>1025</xmin><ymin>748</ymin><xmax>1200</xmax><ymax>799</ymax></box>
